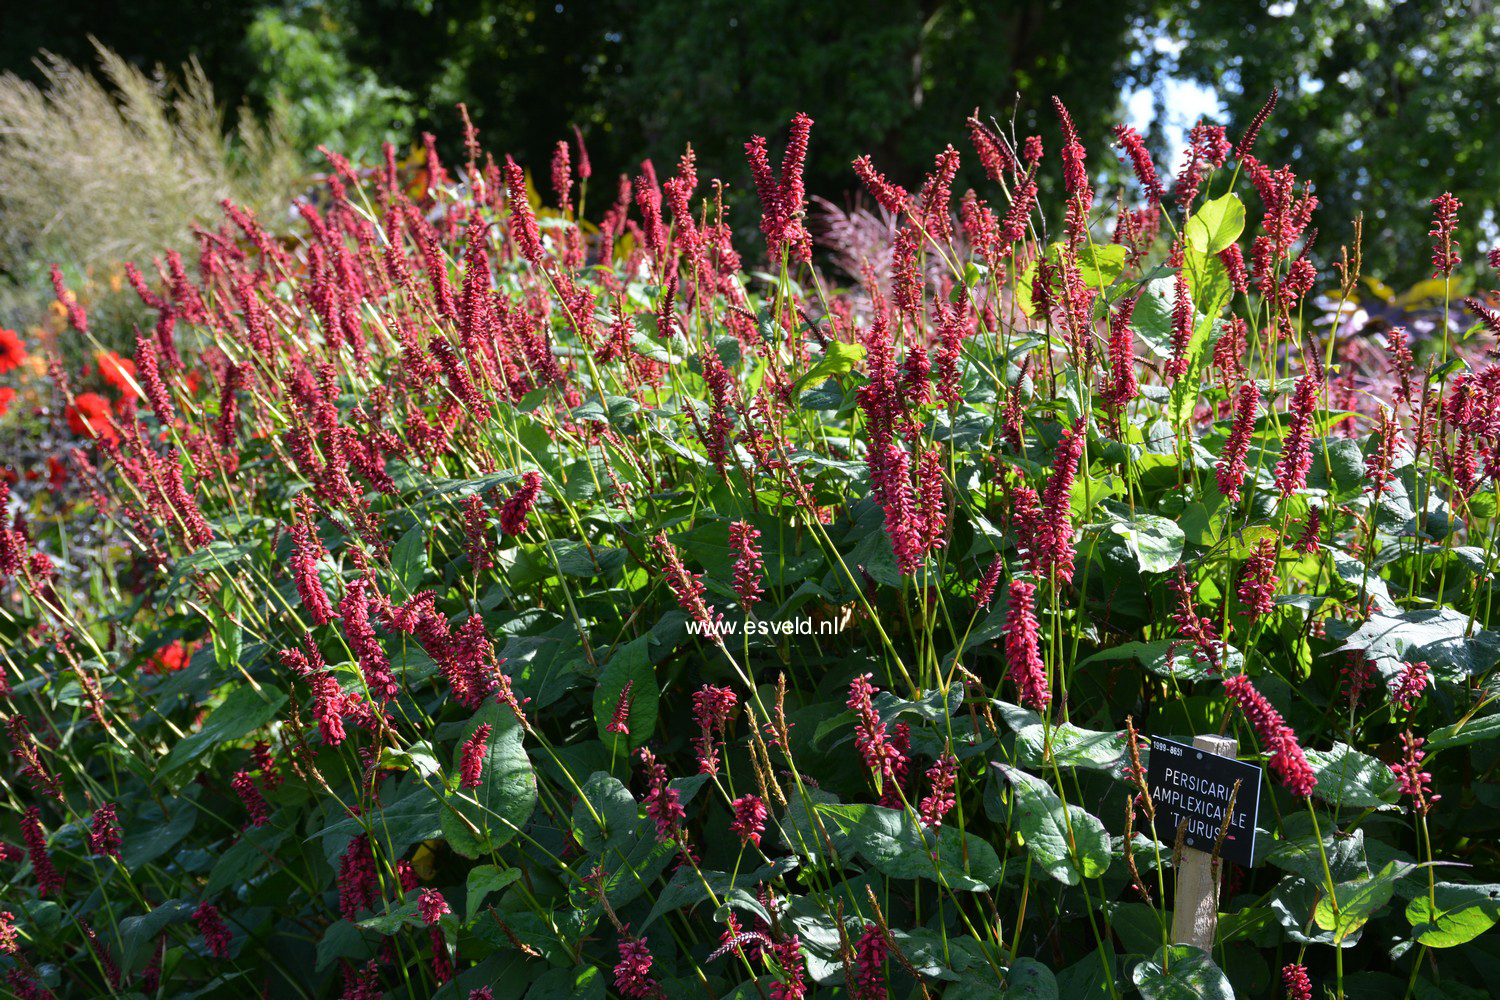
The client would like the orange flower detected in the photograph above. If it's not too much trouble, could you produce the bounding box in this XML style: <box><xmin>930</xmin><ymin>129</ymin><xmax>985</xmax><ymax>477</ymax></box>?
<box><xmin>66</xmin><ymin>392</ymin><xmax>118</xmax><ymax>443</ymax></box>
<box><xmin>96</xmin><ymin>351</ymin><xmax>138</xmax><ymax>397</ymax></box>
<box><xmin>0</xmin><ymin>328</ymin><xmax>25</xmax><ymax>374</ymax></box>
<box><xmin>0</xmin><ymin>387</ymin><xmax>14</xmax><ymax>417</ymax></box>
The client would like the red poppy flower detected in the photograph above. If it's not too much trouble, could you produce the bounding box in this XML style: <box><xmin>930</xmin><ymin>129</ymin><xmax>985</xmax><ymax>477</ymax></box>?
<box><xmin>145</xmin><ymin>641</ymin><xmax>190</xmax><ymax>674</ymax></box>
<box><xmin>96</xmin><ymin>351</ymin><xmax>138</xmax><ymax>397</ymax></box>
<box><xmin>0</xmin><ymin>387</ymin><xmax>14</xmax><ymax>417</ymax></box>
<box><xmin>66</xmin><ymin>392</ymin><xmax>118</xmax><ymax>443</ymax></box>
<box><xmin>0</xmin><ymin>329</ymin><xmax>25</xmax><ymax>374</ymax></box>
<box><xmin>47</xmin><ymin>455</ymin><xmax>67</xmax><ymax>490</ymax></box>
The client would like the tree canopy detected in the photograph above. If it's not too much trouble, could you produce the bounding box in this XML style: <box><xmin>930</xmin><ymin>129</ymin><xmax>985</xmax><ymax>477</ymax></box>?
<box><xmin>4</xmin><ymin>0</ymin><xmax>1495</xmax><ymax>283</ymax></box>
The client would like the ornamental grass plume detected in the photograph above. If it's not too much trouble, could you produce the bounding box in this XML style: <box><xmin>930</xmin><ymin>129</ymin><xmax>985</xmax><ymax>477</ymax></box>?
<box><xmin>1223</xmin><ymin>674</ymin><xmax>1316</xmax><ymax>796</ymax></box>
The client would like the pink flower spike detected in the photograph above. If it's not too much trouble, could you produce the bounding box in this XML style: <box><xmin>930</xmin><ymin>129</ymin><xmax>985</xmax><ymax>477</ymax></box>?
<box><xmin>729</xmin><ymin>794</ymin><xmax>768</xmax><ymax>848</ymax></box>
<box><xmin>418</xmin><ymin>888</ymin><xmax>450</xmax><ymax>926</ymax></box>
<box><xmin>460</xmin><ymin>723</ymin><xmax>492</xmax><ymax>789</ymax></box>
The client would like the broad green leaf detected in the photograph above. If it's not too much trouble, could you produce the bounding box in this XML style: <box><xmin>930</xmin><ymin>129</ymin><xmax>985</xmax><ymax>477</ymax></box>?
<box><xmin>441</xmin><ymin>701</ymin><xmax>537</xmax><ymax>858</ymax></box>
<box><xmin>1314</xmin><ymin>861</ymin><xmax>1411</xmax><ymax>941</ymax></box>
<box><xmin>814</xmin><ymin>803</ymin><xmax>1002</xmax><ymax>890</ymax></box>
<box><xmin>391</xmin><ymin>523</ymin><xmax>427</xmax><ymax>592</ymax></box>
<box><xmin>205</xmin><ymin>824</ymin><xmax>288</xmax><ymax>895</ymax></box>
<box><xmin>1184</xmin><ymin>194</ymin><xmax>1246</xmax><ymax>256</ymax></box>
<box><xmin>1004</xmin><ymin>957</ymin><xmax>1060</xmax><ymax>998</ymax></box>
<box><xmin>159</xmin><ymin>684</ymin><xmax>288</xmax><ymax>777</ymax></box>
<box><xmin>318</xmin><ymin>774</ymin><xmax>443</xmax><ymax>867</ymax></box>
<box><xmin>642</xmin><ymin>858</ymin><xmax>798</xmax><ymax>929</ymax></box>
<box><xmin>593</xmin><ymin>635</ymin><xmax>659</xmax><ymax>752</ymax></box>
<box><xmin>1132</xmin><ymin>945</ymin><xmax>1234</xmax><ymax>1000</ymax></box>
<box><xmin>572</xmin><ymin>771</ymin><xmax>639</xmax><ymax>854</ymax></box>
<box><xmin>1072</xmin><ymin>243</ymin><xmax>1128</xmax><ymax>291</ymax></box>
<box><xmin>526</xmin><ymin>966</ymin><xmax>605</xmax><ymax>1000</ymax></box>
<box><xmin>1306</xmin><ymin>743</ymin><xmax>1400</xmax><ymax>810</ymax></box>
<box><xmin>1075</xmin><ymin>639</ymin><xmax>1236</xmax><ymax>683</ymax></box>
<box><xmin>1016</xmin><ymin>723</ymin><xmax>1126</xmax><ymax>772</ymax></box>
<box><xmin>357</xmin><ymin>901</ymin><xmax>422</xmax><ymax>935</ymax></box>
<box><xmin>1107</xmin><ymin>512</ymin><xmax>1185</xmax><ymax>574</ymax></box>
<box><xmin>316</xmin><ymin>920</ymin><xmax>373</xmax><ymax>972</ymax></box>
<box><xmin>120</xmin><ymin>899</ymin><xmax>195</xmax><ymax>973</ymax></box>
<box><xmin>1407</xmin><ymin>883</ymin><xmax>1500</xmax><ymax>947</ymax></box>
<box><xmin>791</xmin><ymin>340</ymin><xmax>866</xmax><ymax>394</ymax></box>
<box><xmin>466</xmin><ymin>865</ymin><xmax>523</xmax><ymax>922</ymax></box>
<box><xmin>1427</xmin><ymin>713</ymin><xmax>1500</xmax><ymax>751</ymax></box>
<box><xmin>993</xmin><ymin>764</ymin><xmax>1111</xmax><ymax>884</ymax></box>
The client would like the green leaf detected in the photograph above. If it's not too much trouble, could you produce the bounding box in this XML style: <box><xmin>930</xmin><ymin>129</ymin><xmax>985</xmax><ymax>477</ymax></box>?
<box><xmin>391</xmin><ymin>523</ymin><xmax>427</xmax><ymax>591</ymax></box>
<box><xmin>1427</xmin><ymin>713</ymin><xmax>1500</xmax><ymax>751</ymax></box>
<box><xmin>1305</xmin><ymin>743</ymin><xmax>1401</xmax><ymax>811</ymax></box>
<box><xmin>1406</xmin><ymin>883</ymin><xmax>1500</xmax><ymax>947</ymax></box>
<box><xmin>1072</xmin><ymin>243</ymin><xmax>1128</xmax><ymax>292</ymax></box>
<box><xmin>318</xmin><ymin>774</ymin><xmax>443</xmax><ymax>867</ymax></box>
<box><xmin>1132</xmin><ymin>945</ymin><xmax>1234</xmax><ymax>1000</ymax></box>
<box><xmin>526</xmin><ymin>966</ymin><xmax>605</xmax><ymax>1000</ymax></box>
<box><xmin>1015</xmin><ymin>723</ymin><xmax>1126</xmax><ymax>772</ymax></box>
<box><xmin>593</xmin><ymin>635</ymin><xmax>659</xmax><ymax>752</ymax></box>
<box><xmin>641</xmin><ymin>858</ymin><xmax>798</xmax><ymax>929</ymax></box>
<box><xmin>814</xmin><ymin>803</ymin><xmax>1002</xmax><ymax>890</ymax></box>
<box><xmin>572</xmin><ymin>771</ymin><xmax>639</xmax><ymax>854</ymax></box>
<box><xmin>993</xmin><ymin>764</ymin><xmax>1111</xmax><ymax>884</ymax></box>
<box><xmin>441</xmin><ymin>701</ymin><xmax>537</xmax><ymax>858</ymax></box>
<box><xmin>1314</xmin><ymin>861</ymin><xmax>1411</xmax><ymax>941</ymax></box>
<box><xmin>1004</xmin><ymin>957</ymin><xmax>1060</xmax><ymax>998</ymax></box>
<box><xmin>1106</xmin><ymin>512</ymin><xmax>1185</xmax><ymax>574</ymax></box>
<box><xmin>466</xmin><ymin>865</ymin><xmax>523</xmax><ymax>923</ymax></box>
<box><xmin>120</xmin><ymin>899</ymin><xmax>195</xmax><ymax>973</ymax></box>
<box><xmin>316</xmin><ymin>920</ymin><xmax>373</xmax><ymax>972</ymax></box>
<box><xmin>158</xmin><ymin>684</ymin><xmax>288</xmax><ymax>778</ymax></box>
<box><xmin>1184</xmin><ymin>194</ymin><xmax>1246</xmax><ymax>256</ymax></box>
<box><xmin>1075</xmin><ymin>639</ymin><xmax>1235</xmax><ymax>683</ymax></box>
<box><xmin>357</xmin><ymin>901</ymin><xmax>423</xmax><ymax>935</ymax></box>
<box><xmin>205</xmin><ymin>824</ymin><xmax>288</xmax><ymax>895</ymax></box>
<box><xmin>790</xmin><ymin>340</ymin><xmax>866</xmax><ymax>394</ymax></box>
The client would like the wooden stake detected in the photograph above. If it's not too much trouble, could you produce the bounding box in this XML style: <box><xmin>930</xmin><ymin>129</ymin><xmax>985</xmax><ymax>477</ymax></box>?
<box><xmin>1171</xmin><ymin>734</ymin><xmax>1238</xmax><ymax>952</ymax></box>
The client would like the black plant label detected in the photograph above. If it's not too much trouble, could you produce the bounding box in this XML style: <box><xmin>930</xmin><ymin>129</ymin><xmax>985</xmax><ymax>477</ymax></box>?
<box><xmin>1147</xmin><ymin>735</ymin><xmax>1262</xmax><ymax>868</ymax></box>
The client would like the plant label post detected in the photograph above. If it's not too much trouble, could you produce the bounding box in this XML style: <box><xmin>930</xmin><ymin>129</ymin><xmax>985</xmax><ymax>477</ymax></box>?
<box><xmin>1146</xmin><ymin>734</ymin><xmax>1262</xmax><ymax>952</ymax></box>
